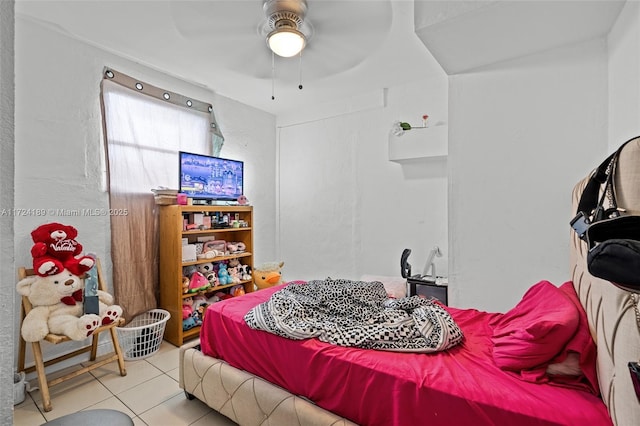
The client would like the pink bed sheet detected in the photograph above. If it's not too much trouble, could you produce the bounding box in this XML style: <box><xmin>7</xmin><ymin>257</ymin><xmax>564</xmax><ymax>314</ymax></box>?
<box><xmin>200</xmin><ymin>284</ymin><xmax>612</xmax><ymax>426</ymax></box>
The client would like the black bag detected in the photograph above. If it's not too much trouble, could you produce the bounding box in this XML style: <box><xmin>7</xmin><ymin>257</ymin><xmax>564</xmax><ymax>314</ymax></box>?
<box><xmin>570</xmin><ymin>137</ymin><xmax>640</xmax><ymax>293</ymax></box>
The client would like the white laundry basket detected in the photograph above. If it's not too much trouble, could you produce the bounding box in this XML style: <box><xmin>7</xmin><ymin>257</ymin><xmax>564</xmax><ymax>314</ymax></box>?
<box><xmin>115</xmin><ymin>309</ymin><xmax>170</xmax><ymax>360</ymax></box>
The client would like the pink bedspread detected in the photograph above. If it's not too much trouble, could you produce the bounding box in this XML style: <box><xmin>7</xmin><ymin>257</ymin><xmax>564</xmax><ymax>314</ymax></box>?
<box><xmin>200</xmin><ymin>284</ymin><xmax>612</xmax><ymax>426</ymax></box>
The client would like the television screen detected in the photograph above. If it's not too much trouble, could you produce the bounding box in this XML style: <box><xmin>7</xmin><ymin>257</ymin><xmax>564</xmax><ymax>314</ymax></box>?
<box><xmin>179</xmin><ymin>151</ymin><xmax>244</xmax><ymax>201</ymax></box>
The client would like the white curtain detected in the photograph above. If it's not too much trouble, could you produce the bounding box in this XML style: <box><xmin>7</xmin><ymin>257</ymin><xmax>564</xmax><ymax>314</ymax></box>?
<box><xmin>101</xmin><ymin>77</ymin><xmax>212</xmax><ymax>320</ymax></box>
<box><xmin>102</xmin><ymin>80</ymin><xmax>211</xmax><ymax>190</ymax></box>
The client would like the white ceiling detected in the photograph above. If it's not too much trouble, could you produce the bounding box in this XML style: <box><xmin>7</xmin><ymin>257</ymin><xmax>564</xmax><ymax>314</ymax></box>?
<box><xmin>16</xmin><ymin>0</ymin><xmax>440</xmax><ymax>116</ymax></box>
<box><xmin>15</xmin><ymin>1</ymin><xmax>626</xmax><ymax>116</ymax></box>
<box><xmin>414</xmin><ymin>0</ymin><xmax>626</xmax><ymax>74</ymax></box>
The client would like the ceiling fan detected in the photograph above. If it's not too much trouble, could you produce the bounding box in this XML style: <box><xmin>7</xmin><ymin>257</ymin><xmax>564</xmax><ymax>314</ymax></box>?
<box><xmin>169</xmin><ymin>0</ymin><xmax>393</xmax><ymax>84</ymax></box>
<box><xmin>262</xmin><ymin>0</ymin><xmax>312</xmax><ymax>58</ymax></box>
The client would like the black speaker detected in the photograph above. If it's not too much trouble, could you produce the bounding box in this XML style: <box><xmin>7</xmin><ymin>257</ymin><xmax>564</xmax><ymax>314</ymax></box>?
<box><xmin>408</xmin><ymin>278</ymin><xmax>448</xmax><ymax>306</ymax></box>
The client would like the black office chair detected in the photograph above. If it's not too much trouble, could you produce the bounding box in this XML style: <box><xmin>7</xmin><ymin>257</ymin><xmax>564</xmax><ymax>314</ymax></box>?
<box><xmin>400</xmin><ymin>248</ymin><xmax>412</xmax><ymax>279</ymax></box>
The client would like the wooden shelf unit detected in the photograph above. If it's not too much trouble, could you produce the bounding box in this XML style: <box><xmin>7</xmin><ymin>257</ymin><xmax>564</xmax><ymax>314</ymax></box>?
<box><xmin>159</xmin><ymin>205</ymin><xmax>254</xmax><ymax>346</ymax></box>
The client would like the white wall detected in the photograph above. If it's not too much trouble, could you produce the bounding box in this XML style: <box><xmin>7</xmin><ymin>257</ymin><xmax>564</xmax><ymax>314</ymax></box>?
<box><xmin>277</xmin><ymin>75</ymin><xmax>448</xmax><ymax>282</ymax></box>
<box><xmin>448</xmin><ymin>39</ymin><xmax>609</xmax><ymax>312</ymax></box>
<box><xmin>276</xmin><ymin>34</ymin><xmax>614</xmax><ymax>314</ymax></box>
<box><xmin>14</xmin><ymin>17</ymin><xmax>276</xmax><ymax>366</ymax></box>
<box><xmin>608</xmin><ymin>0</ymin><xmax>640</xmax><ymax>150</ymax></box>
<box><xmin>0</xmin><ymin>1</ymin><xmax>15</xmax><ymax>422</ymax></box>
<box><xmin>207</xmin><ymin>95</ymin><xmax>278</xmax><ymax>267</ymax></box>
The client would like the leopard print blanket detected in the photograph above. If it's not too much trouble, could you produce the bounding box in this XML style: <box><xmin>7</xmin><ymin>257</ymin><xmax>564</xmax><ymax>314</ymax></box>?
<box><xmin>244</xmin><ymin>278</ymin><xmax>464</xmax><ymax>353</ymax></box>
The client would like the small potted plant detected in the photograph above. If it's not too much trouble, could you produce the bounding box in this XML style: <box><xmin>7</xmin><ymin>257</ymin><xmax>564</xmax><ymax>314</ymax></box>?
<box><xmin>392</xmin><ymin>115</ymin><xmax>429</xmax><ymax>136</ymax></box>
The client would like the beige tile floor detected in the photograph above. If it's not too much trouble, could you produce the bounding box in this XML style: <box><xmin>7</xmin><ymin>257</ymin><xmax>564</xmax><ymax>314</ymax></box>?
<box><xmin>13</xmin><ymin>341</ymin><xmax>237</xmax><ymax>426</ymax></box>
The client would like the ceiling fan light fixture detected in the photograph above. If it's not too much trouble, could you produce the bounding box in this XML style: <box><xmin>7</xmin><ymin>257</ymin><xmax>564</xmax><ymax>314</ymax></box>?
<box><xmin>267</xmin><ymin>27</ymin><xmax>306</xmax><ymax>57</ymax></box>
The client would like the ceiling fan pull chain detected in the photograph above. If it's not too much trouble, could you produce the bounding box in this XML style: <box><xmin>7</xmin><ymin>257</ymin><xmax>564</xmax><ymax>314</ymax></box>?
<box><xmin>298</xmin><ymin>50</ymin><xmax>303</xmax><ymax>90</ymax></box>
<box><xmin>271</xmin><ymin>51</ymin><xmax>276</xmax><ymax>100</ymax></box>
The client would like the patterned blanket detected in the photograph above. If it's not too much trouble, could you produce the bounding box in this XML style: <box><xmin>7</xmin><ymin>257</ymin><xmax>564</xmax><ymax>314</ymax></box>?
<box><xmin>244</xmin><ymin>279</ymin><xmax>464</xmax><ymax>353</ymax></box>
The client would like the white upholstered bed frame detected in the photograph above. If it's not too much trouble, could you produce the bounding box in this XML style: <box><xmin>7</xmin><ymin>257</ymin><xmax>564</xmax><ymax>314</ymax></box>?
<box><xmin>569</xmin><ymin>138</ymin><xmax>640</xmax><ymax>426</ymax></box>
<box><xmin>179</xmin><ymin>140</ymin><xmax>640</xmax><ymax>426</ymax></box>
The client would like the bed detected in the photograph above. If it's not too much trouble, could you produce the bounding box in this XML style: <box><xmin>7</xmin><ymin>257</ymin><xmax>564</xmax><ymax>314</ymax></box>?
<box><xmin>179</xmin><ymin>140</ymin><xmax>640</xmax><ymax>426</ymax></box>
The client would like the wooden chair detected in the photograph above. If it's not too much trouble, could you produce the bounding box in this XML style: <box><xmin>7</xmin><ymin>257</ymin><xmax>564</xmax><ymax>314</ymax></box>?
<box><xmin>17</xmin><ymin>259</ymin><xmax>127</xmax><ymax>412</ymax></box>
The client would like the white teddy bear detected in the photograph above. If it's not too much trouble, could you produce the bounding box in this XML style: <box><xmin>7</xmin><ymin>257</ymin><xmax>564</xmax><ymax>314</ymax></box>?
<box><xmin>17</xmin><ymin>268</ymin><xmax>123</xmax><ymax>342</ymax></box>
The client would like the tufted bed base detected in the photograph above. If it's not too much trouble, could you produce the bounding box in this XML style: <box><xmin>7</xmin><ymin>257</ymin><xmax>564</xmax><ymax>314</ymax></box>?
<box><xmin>179</xmin><ymin>339</ymin><xmax>356</xmax><ymax>426</ymax></box>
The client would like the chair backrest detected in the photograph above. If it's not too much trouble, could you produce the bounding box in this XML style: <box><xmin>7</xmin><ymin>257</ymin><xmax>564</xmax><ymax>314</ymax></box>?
<box><xmin>19</xmin><ymin>258</ymin><xmax>106</xmax><ymax>290</ymax></box>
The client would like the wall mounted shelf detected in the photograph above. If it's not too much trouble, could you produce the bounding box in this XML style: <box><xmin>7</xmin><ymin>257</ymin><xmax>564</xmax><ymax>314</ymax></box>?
<box><xmin>388</xmin><ymin>124</ymin><xmax>447</xmax><ymax>162</ymax></box>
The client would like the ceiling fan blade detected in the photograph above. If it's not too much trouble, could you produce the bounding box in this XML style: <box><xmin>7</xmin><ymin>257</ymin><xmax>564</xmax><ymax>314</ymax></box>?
<box><xmin>169</xmin><ymin>0</ymin><xmax>264</xmax><ymax>40</ymax></box>
<box><xmin>307</xmin><ymin>0</ymin><xmax>392</xmax><ymax>38</ymax></box>
<box><xmin>169</xmin><ymin>0</ymin><xmax>394</xmax><ymax>80</ymax></box>
<box><xmin>219</xmin><ymin>48</ymin><xmax>303</xmax><ymax>82</ymax></box>
<box><xmin>226</xmin><ymin>46</ymin><xmax>275</xmax><ymax>80</ymax></box>
<box><xmin>299</xmin><ymin>0</ymin><xmax>393</xmax><ymax>76</ymax></box>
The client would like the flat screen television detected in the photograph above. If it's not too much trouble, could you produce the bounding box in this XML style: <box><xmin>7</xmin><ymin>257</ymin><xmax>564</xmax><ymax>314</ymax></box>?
<box><xmin>179</xmin><ymin>151</ymin><xmax>244</xmax><ymax>202</ymax></box>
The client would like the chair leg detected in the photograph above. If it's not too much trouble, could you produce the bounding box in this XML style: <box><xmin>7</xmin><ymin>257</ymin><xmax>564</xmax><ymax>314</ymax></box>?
<box><xmin>18</xmin><ymin>304</ymin><xmax>26</xmax><ymax>372</ymax></box>
<box><xmin>90</xmin><ymin>333</ymin><xmax>99</xmax><ymax>361</ymax></box>
<box><xmin>31</xmin><ymin>342</ymin><xmax>52</xmax><ymax>412</ymax></box>
<box><xmin>18</xmin><ymin>336</ymin><xmax>26</xmax><ymax>373</ymax></box>
<box><xmin>109</xmin><ymin>327</ymin><xmax>127</xmax><ymax>376</ymax></box>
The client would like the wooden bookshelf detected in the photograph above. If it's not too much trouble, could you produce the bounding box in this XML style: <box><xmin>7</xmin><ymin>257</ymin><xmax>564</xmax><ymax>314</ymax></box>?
<box><xmin>159</xmin><ymin>205</ymin><xmax>254</xmax><ymax>346</ymax></box>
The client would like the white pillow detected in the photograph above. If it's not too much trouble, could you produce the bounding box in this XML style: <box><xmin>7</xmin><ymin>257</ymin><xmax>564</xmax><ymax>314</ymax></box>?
<box><xmin>360</xmin><ymin>275</ymin><xmax>407</xmax><ymax>298</ymax></box>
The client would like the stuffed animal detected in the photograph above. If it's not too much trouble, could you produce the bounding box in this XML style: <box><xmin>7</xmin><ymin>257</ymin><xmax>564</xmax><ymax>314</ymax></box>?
<box><xmin>228</xmin><ymin>265</ymin><xmax>241</xmax><ymax>283</ymax></box>
<box><xmin>196</xmin><ymin>263</ymin><xmax>216</xmax><ymax>284</ymax></box>
<box><xmin>182</xmin><ymin>296</ymin><xmax>194</xmax><ymax>320</ymax></box>
<box><xmin>187</xmin><ymin>271</ymin><xmax>210</xmax><ymax>293</ymax></box>
<box><xmin>239</xmin><ymin>264</ymin><xmax>252</xmax><ymax>281</ymax></box>
<box><xmin>217</xmin><ymin>263</ymin><xmax>233</xmax><ymax>285</ymax></box>
<box><xmin>182</xmin><ymin>265</ymin><xmax>198</xmax><ymax>278</ymax></box>
<box><xmin>182</xmin><ymin>276</ymin><xmax>190</xmax><ymax>294</ymax></box>
<box><xmin>182</xmin><ymin>264</ymin><xmax>210</xmax><ymax>293</ymax></box>
<box><xmin>192</xmin><ymin>294</ymin><xmax>208</xmax><ymax>312</ymax></box>
<box><xmin>231</xmin><ymin>265</ymin><xmax>242</xmax><ymax>283</ymax></box>
<box><xmin>16</xmin><ymin>268</ymin><xmax>122</xmax><ymax>342</ymax></box>
<box><xmin>183</xmin><ymin>316</ymin><xmax>197</xmax><ymax>331</ymax></box>
<box><xmin>206</xmin><ymin>270</ymin><xmax>218</xmax><ymax>287</ymax></box>
<box><xmin>30</xmin><ymin>223</ymin><xmax>95</xmax><ymax>277</ymax></box>
<box><xmin>191</xmin><ymin>308</ymin><xmax>203</xmax><ymax>325</ymax></box>
<box><xmin>195</xmin><ymin>303</ymin><xmax>208</xmax><ymax>319</ymax></box>
<box><xmin>226</xmin><ymin>242</ymin><xmax>246</xmax><ymax>254</ymax></box>
<box><xmin>230</xmin><ymin>285</ymin><xmax>245</xmax><ymax>297</ymax></box>
<box><xmin>254</xmin><ymin>261</ymin><xmax>285</xmax><ymax>290</ymax></box>
<box><xmin>191</xmin><ymin>295</ymin><xmax>210</xmax><ymax>325</ymax></box>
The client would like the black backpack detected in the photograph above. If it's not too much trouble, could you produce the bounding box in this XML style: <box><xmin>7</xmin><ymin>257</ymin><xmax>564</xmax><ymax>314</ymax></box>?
<box><xmin>570</xmin><ymin>136</ymin><xmax>640</xmax><ymax>293</ymax></box>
